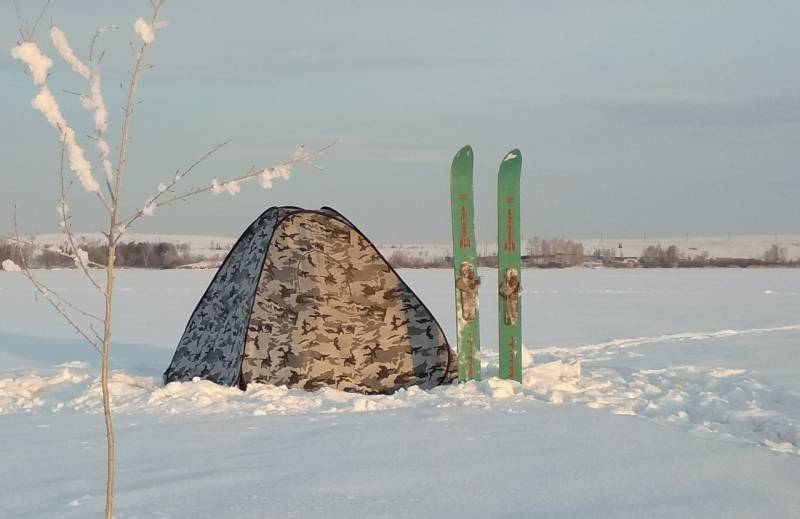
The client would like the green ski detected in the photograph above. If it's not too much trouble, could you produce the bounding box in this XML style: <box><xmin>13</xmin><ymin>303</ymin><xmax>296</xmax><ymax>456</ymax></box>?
<box><xmin>497</xmin><ymin>149</ymin><xmax>523</xmax><ymax>381</ymax></box>
<box><xmin>450</xmin><ymin>145</ymin><xmax>481</xmax><ymax>381</ymax></box>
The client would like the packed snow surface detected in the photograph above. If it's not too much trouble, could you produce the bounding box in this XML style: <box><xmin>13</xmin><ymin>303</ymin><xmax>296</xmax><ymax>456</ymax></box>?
<box><xmin>1</xmin><ymin>268</ymin><xmax>799</xmax><ymax>518</ymax></box>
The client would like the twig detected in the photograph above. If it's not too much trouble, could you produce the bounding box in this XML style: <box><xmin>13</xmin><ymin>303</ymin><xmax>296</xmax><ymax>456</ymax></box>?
<box><xmin>11</xmin><ymin>0</ymin><xmax>27</xmax><ymax>41</ymax></box>
<box><xmin>116</xmin><ymin>141</ymin><xmax>336</xmax><ymax>236</ymax></box>
<box><xmin>89</xmin><ymin>25</ymin><xmax>118</xmax><ymax>64</ymax></box>
<box><xmin>111</xmin><ymin>0</ymin><xmax>167</xmax><ymax>209</ymax></box>
<box><xmin>13</xmin><ymin>208</ymin><xmax>102</xmax><ymax>354</ymax></box>
<box><xmin>29</xmin><ymin>0</ymin><xmax>52</xmax><ymax>40</ymax></box>
<box><xmin>115</xmin><ymin>139</ymin><xmax>230</xmax><ymax>233</ymax></box>
<box><xmin>57</xmin><ymin>139</ymin><xmax>103</xmax><ymax>292</ymax></box>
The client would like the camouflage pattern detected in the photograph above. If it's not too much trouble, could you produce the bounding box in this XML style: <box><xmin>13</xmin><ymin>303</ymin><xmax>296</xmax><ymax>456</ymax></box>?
<box><xmin>163</xmin><ymin>207</ymin><xmax>289</xmax><ymax>385</ymax></box>
<box><xmin>241</xmin><ymin>211</ymin><xmax>456</xmax><ymax>393</ymax></box>
<box><xmin>165</xmin><ymin>207</ymin><xmax>456</xmax><ymax>394</ymax></box>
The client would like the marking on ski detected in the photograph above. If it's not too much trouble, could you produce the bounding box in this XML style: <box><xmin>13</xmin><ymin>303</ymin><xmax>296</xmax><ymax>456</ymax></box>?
<box><xmin>467</xmin><ymin>333</ymin><xmax>474</xmax><ymax>380</ymax></box>
<box><xmin>507</xmin><ymin>336</ymin><xmax>515</xmax><ymax>379</ymax></box>
<box><xmin>504</xmin><ymin>208</ymin><xmax>516</xmax><ymax>251</ymax></box>
<box><xmin>459</xmin><ymin>197</ymin><xmax>471</xmax><ymax>247</ymax></box>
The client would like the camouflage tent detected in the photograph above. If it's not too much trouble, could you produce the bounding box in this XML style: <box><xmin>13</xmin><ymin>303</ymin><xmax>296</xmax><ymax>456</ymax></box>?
<box><xmin>164</xmin><ymin>206</ymin><xmax>456</xmax><ymax>394</ymax></box>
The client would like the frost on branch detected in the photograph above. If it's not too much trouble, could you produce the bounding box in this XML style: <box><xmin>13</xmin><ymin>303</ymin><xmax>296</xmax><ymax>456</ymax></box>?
<box><xmin>210</xmin><ymin>178</ymin><xmax>241</xmax><ymax>196</ymax></box>
<box><xmin>134</xmin><ymin>18</ymin><xmax>167</xmax><ymax>44</ymax></box>
<box><xmin>10</xmin><ymin>38</ymin><xmax>100</xmax><ymax>194</ymax></box>
<box><xmin>9</xmin><ymin>42</ymin><xmax>52</xmax><ymax>85</ymax></box>
<box><xmin>50</xmin><ymin>26</ymin><xmax>112</xmax><ymax>186</ymax></box>
<box><xmin>83</xmin><ymin>74</ymin><xmax>112</xmax><ymax>184</ymax></box>
<box><xmin>257</xmin><ymin>165</ymin><xmax>292</xmax><ymax>189</ymax></box>
<box><xmin>49</xmin><ymin>28</ymin><xmax>91</xmax><ymax>79</ymax></box>
<box><xmin>142</xmin><ymin>198</ymin><xmax>157</xmax><ymax>216</ymax></box>
<box><xmin>32</xmin><ymin>87</ymin><xmax>99</xmax><ymax>193</ymax></box>
<box><xmin>134</xmin><ymin>18</ymin><xmax>154</xmax><ymax>43</ymax></box>
<box><xmin>225</xmin><ymin>181</ymin><xmax>241</xmax><ymax>195</ymax></box>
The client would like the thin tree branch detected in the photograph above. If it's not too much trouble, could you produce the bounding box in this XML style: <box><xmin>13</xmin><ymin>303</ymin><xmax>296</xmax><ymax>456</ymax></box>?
<box><xmin>11</xmin><ymin>0</ymin><xmax>27</xmax><ymax>41</ymax></box>
<box><xmin>116</xmin><ymin>141</ymin><xmax>336</xmax><ymax>236</ymax></box>
<box><xmin>90</xmin><ymin>323</ymin><xmax>104</xmax><ymax>344</ymax></box>
<box><xmin>112</xmin><ymin>0</ymin><xmax>167</xmax><ymax>210</ymax></box>
<box><xmin>115</xmin><ymin>139</ymin><xmax>230</xmax><ymax>232</ymax></box>
<box><xmin>89</xmin><ymin>25</ymin><xmax>118</xmax><ymax>64</ymax></box>
<box><xmin>13</xmin><ymin>208</ymin><xmax>102</xmax><ymax>353</ymax></box>
<box><xmin>57</xmin><ymin>140</ymin><xmax>103</xmax><ymax>292</ymax></box>
<box><xmin>29</xmin><ymin>0</ymin><xmax>52</xmax><ymax>40</ymax></box>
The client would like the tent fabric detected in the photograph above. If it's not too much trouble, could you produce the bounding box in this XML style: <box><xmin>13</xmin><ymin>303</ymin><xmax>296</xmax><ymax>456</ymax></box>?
<box><xmin>164</xmin><ymin>206</ymin><xmax>456</xmax><ymax>393</ymax></box>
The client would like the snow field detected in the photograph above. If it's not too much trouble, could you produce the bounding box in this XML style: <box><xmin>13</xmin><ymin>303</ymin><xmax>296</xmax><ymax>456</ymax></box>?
<box><xmin>1</xmin><ymin>267</ymin><xmax>799</xmax><ymax>518</ymax></box>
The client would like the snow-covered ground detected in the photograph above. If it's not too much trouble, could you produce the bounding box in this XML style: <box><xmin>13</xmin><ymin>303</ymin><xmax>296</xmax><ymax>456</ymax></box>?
<box><xmin>1</xmin><ymin>268</ymin><xmax>799</xmax><ymax>518</ymax></box>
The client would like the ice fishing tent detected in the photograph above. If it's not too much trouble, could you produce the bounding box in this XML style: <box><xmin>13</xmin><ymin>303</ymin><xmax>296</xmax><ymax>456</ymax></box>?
<box><xmin>164</xmin><ymin>206</ymin><xmax>456</xmax><ymax>393</ymax></box>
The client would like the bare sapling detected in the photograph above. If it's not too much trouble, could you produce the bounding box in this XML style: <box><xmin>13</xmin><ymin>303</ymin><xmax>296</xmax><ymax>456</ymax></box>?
<box><xmin>8</xmin><ymin>2</ymin><xmax>333</xmax><ymax>518</ymax></box>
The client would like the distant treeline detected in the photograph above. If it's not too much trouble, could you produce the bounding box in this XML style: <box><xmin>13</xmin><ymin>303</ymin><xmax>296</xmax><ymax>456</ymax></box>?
<box><xmin>3</xmin><ymin>238</ymin><xmax>797</xmax><ymax>271</ymax></box>
<box><xmin>0</xmin><ymin>239</ymin><xmax>209</xmax><ymax>269</ymax></box>
<box><xmin>387</xmin><ymin>240</ymin><xmax>798</xmax><ymax>269</ymax></box>
<box><xmin>388</xmin><ymin>238</ymin><xmax>587</xmax><ymax>269</ymax></box>
<box><xmin>636</xmin><ymin>243</ymin><xmax>798</xmax><ymax>268</ymax></box>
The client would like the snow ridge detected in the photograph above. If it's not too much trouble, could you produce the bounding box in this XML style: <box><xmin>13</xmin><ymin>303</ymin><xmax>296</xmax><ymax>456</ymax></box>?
<box><xmin>3</xmin><ymin>347</ymin><xmax>798</xmax><ymax>456</ymax></box>
<box><xmin>534</xmin><ymin>324</ymin><xmax>800</xmax><ymax>362</ymax></box>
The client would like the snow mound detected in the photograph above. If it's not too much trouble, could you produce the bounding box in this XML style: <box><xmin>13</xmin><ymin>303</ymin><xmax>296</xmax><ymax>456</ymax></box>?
<box><xmin>1</xmin><ymin>259</ymin><xmax>21</xmax><ymax>272</ymax></box>
<box><xmin>2</xmin><ymin>340</ymin><xmax>798</xmax><ymax>456</ymax></box>
<box><xmin>0</xmin><ymin>368</ymin><xmax>88</xmax><ymax>413</ymax></box>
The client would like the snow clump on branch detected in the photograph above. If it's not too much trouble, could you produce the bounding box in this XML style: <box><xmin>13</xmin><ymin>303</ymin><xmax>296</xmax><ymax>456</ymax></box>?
<box><xmin>10</xmin><ymin>38</ymin><xmax>100</xmax><ymax>194</ymax></box>
<box><xmin>49</xmin><ymin>28</ymin><xmax>91</xmax><ymax>79</ymax></box>
<box><xmin>258</xmin><ymin>165</ymin><xmax>292</xmax><ymax>189</ymax></box>
<box><xmin>134</xmin><ymin>19</ymin><xmax>167</xmax><ymax>44</ymax></box>
<box><xmin>49</xmin><ymin>27</ymin><xmax>112</xmax><ymax>185</ymax></box>
<box><xmin>142</xmin><ymin>198</ymin><xmax>157</xmax><ymax>216</ymax></box>
<box><xmin>9</xmin><ymin>42</ymin><xmax>52</xmax><ymax>85</ymax></box>
<box><xmin>32</xmin><ymin>87</ymin><xmax>99</xmax><ymax>193</ymax></box>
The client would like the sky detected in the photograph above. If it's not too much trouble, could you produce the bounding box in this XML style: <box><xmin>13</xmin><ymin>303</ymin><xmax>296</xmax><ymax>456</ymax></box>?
<box><xmin>1</xmin><ymin>0</ymin><xmax>799</xmax><ymax>243</ymax></box>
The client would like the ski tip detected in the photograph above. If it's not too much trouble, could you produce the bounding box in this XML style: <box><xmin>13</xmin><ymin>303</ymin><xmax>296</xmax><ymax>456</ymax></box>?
<box><xmin>456</xmin><ymin>145</ymin><xmax>473</xmax><ymax>159</ymax></box>
<box><xmin>502</xmin><ymin>149</ymin><xmax>522</xmax><ymax>163</ymax></box>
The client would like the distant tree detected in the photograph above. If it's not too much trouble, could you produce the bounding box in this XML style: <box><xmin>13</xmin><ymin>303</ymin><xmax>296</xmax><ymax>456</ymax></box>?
<box><xmin>764</xmin><ymin>244</ymin><xmax>788</xmax><ymax>264</ymax></box>
<box><xmin>592</xmin><ymin>247</ymin><xmax>616</xmax><ymax>259</ymax></box>
<box><xmin>38</xmin><ymin>247</ymin><xmax>74</xmax><ymax>268</ymax></box>
<box><xmin>640</xmin><ymin>245</ymin><xmax>664</xmax><ymax>268</ymax></box>
<box><xmin>525</xmin><ymin>237</ymin><xmax>583</xmax><ymax>267</ymax></box>
<box><xmin>664</xmin><ymin>245</ymin><xmax>680</xmax><ymax>267</ymax></box>
<box><xmin>0</xmin><ymin>239</ymin><xmax>33</xmax><ymax>266</ymax></box>
<box><xmin>640</xmin><ymin>244</ymin><xmax>682</xmax><ymax>267</ymax></box>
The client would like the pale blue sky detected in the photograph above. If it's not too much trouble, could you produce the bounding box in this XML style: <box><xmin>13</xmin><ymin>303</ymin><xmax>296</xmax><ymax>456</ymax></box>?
<box><xmin>2</xmin><ymin>1</ymin><xmax>799</xmax><ymax>242</ymax></box>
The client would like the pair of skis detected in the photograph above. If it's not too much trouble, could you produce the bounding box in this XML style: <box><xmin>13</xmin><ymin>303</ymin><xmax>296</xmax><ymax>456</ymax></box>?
<box><xmin>450</xmin><ymin>146</ymin><xmax>522</xmax><ymax>382</ymax></box>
